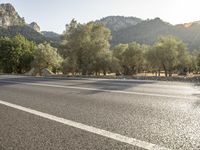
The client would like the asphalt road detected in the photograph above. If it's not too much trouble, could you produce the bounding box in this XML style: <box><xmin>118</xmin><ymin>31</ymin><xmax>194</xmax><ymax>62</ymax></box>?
<box><xmin>0</xmin><ymin>75</ymin><xmax>200</xmax><ymax>150</ymax></box>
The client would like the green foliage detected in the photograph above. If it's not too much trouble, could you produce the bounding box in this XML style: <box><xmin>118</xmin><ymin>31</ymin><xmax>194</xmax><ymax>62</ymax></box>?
<box><xmin>62</xmin><ymin>57</ymin><xmax>77</xmax><ymax>75</ymax></box>
<box><xmin>122</xmin><ymin>42</ymin><xmax>145</xmax><ymax>75</ymax></box>
<box><xmin>33</xmin><ymin>43</ymin><xmax>63</xmax><ymax>74</ymax></box>
<box><xmin>113</xmin><ymin>44</ymin><xmax>128</xmax><ymax>61</ymax></box>
<box><xmin>61</xmin><ymin>19</ymin><xmax>111</xmax><ymax>75</ymax></box>
<box><xmin>187</xmin><ymin>52</ymin><xmax>198</xmax><ymax>73</ymax></box>
<box><xmin>1</xmin><ymin>20</ymin><xmax>199</xmax><ymax>77</ymax></box>
<box><xmin>146</xmin><ymin>36</ymin><xmax>188</xmax><ymax>76</ymax></box>
<box><xmin>112</xmin><ymin>42</ymin><xmax>145</xmax><ymax>75</ymax></box>
<box><xmin>145</xmin><ymin>46</ymin><xmax>161</xmax><ymax>74</ymax></box>
<box><xmin>92</xmin><ymin>50</ymin><xmax>112</xmax><ymax>75</ymax></box>
<box><xmin>0</xmin><ymin>34</ymin><xmax>35</xmax><ymax>73</ymax></box>
<box><xmin>195</xmin><ymin>51</ymin><xmax>200</xmax><ymax>72</ymax></box>
<box><xmin>0</xmin><ymin>26</ymin><xmax>50</xmax><ymax>44</ymax></box>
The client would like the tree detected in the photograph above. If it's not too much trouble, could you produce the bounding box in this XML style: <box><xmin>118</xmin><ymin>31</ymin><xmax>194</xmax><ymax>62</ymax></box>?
<box><xmin>110</xmin><ymin>56</ymin><xmax>122</xmax><ymax>75</ymax></box>
<box><xmin>146</xmin><ymin>46</ymin><xmax>162</xmax><ymax>76</ymax></box>
<box><xmin>148</xmin><ymin>36</ymin><xmax>187</xmax><ymax>77</ymax></box>
<box><xmin>0</xmin><ymin>35</ymin><xmax>35</xmax><ymax>73</ymax></box>
<box><xmin>113</xmin><ymin>44</ymin><xmax>128</xmax><ymax>61</ymax></box>
<box><xmin>33</xmin><ymin>43</ymin><xmax>63</xmax><ymax>74</ymax></box>
<box><xmin>62</xmin><ymin>57</ymin><xmax>77</xmax><ymax>75</ymax></box>
<box><xmin>175</xmin><ymin>41</ymin><xmax>190</xmax><ymax>75</ymax></box>
<box><xmin>92</xmin><ymin>50</ymin><xmax>112</xmax><ymax>75</ymax></box>
<box><xmin>112</xmin><ymin>44</ymin><xmax>128</xmax><ymax>74</ymax></box>
<box><xmin>187</xmin><ymin>52</ymin><xmax>198</xmax><ymax>74</ymax></box>
<box><xmin>112</xmin><ymin>42</ymin><xmax>145</xmax><ymax>75</ymax></box>
<box><xmin>195</xmin><ymin>50</ymin><xmax>200</xmax><ymax>73</ymax></box>
<box><xmin>61</xmin><ymin>20</ymin><xmax>111</xmax><ymax>75</ymax></box>
<box><xmin>13</xmin><ymin>35</ymin><xmax>35</xmax><ymax>73</ymax></box>
<box><xmin>122</xmin><ymin>42</ymin><xmax>144</xmax><ymax>75</ymax></box>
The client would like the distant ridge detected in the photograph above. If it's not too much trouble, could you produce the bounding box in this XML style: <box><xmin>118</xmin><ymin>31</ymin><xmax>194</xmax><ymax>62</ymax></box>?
<box><xmin>96</xmin><ymin>16</ymin><xmax>143</xmax><ymax>32</ymax></box>
<box><xmin>98</xmin><ymin>16</ymin><xmax>200</xmax><ymax>50</ymax></box>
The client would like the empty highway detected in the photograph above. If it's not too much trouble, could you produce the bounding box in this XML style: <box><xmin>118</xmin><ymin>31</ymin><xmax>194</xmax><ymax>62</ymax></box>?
<box><xmin>0</xmin><ymin>75</ymin><xmax>200</xmax><ymax>150</ymax></box>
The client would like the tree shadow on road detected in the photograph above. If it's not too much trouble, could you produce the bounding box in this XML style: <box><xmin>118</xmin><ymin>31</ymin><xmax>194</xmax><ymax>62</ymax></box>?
<box><xmin>74</xmin><ymin>79</ymin><xmax>156</xmax><ymax>95</ymax></box>
<box><xmin>0</xmin><ymin>75</ymin><xmax>156</xmax><ymax>95</ymax></box>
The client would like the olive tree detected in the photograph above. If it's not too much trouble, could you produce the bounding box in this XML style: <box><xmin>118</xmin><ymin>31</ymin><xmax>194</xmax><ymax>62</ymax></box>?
<box><xmin>33</xmin><ymin>43</ymin><xmax>63</xmax><ymax>74</ymax></box>
<box><xmin>147</xmin><ymin>36</ymin><xmax>187</xmax><ymax>77</ymax></box>
<box><xmin>61</xmin><ymin>20</ymin><xmax>111</xmax><ymax>75</ymax></box>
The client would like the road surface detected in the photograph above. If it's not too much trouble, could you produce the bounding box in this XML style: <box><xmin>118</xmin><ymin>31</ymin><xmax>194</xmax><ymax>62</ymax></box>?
<box><xmin>0</xmin><ymin>75</ymin><xmax>200</xmax><ymax>150</ymax></box>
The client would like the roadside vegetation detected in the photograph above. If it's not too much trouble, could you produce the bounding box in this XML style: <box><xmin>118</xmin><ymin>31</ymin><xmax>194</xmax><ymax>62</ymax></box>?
<box><xmin>0</xmin><ymin>19</ymin><xmax>200</xmax><ymax>77</ymax></box>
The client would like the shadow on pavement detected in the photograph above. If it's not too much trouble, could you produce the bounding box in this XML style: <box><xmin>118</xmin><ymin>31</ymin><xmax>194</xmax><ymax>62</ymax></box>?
<box><xmin>0</xmin><ymin>75</ymin><xmax>156</xmax><ymax>95</ymax></box>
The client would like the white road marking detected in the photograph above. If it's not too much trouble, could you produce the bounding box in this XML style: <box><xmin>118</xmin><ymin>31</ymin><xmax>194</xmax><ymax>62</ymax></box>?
<box><xmin>0</xmin><ymin>80</ymin><xmax>198</xmax><ymax>99</ymax></box>
<box><xmin>0</xmin><ymin>100</ymin><xmax>171</xmax><ymax>150</ymax></box>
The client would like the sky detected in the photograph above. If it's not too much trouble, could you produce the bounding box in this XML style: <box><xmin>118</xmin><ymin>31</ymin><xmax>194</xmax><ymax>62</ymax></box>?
<box><xmin>1</xmin><ymin>0</ymin><xmax>200</xmax><ymax>33</ymax></box>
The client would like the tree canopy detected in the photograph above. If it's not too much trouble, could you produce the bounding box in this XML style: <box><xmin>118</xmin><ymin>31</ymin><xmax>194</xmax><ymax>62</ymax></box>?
<box><xmin>61</xmin><ymin>19</ymin><xmax>111</xmax><ymax>75</ymax></box>
<box><xmin>146</xmin><ymin>36</ymin><xmax>188</xmax><ymax>77</ymax></box>
<box><xmin>0</xmin><ymin>34</ymin><xmax>35</xmax><ymax>73</ymax></box>
<box><xmin>33</xmin><ymin>43</ymin><xmax>63</xmax><ymax>74</ymax></box>
<box><xmin>1</xmin><ymin>21</ymin><xmax>200</xmax><ymax>77</ymax></box>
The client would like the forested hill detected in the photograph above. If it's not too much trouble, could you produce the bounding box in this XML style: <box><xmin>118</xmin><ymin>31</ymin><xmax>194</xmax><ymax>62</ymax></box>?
<box><xmin>100</xmin><ymin>17</ymin><xmax>200</xmax><ymax>50</ymax></box>
<box><xmin>0</xmin><ymin>25</ymin><xmax>49</xmax><ymax>44</ymax></box>
<box><xmin>41</xmin><ymin>31</ymin><xmax>61</xmax><ymax>43</ymax></box>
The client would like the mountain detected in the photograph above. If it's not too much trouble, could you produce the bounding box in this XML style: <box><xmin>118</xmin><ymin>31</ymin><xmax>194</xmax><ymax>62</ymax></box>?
<box><xmin>41</xmin><ymin>31</ymin><xmax>61</xmax><ymax>42</ymax></box>
<box><xmin>96</xmin><ymin>16</ymin><xmax>143</xmax><ymax>32</ymax></box>
<box><xmin>0</xmin><ymin>3</ymin><xmax>40</xmax><ymax>32</ymax></box>
<box><xmin>179</xmin><ymin>20</ymin><xmax>200</xmax><ymax>28</ymax></box>
<box><xmin>110</xmin><ymin>18</ymin><xmax>200</xmax><ymax>50</ymax></box>
<box><xmin>173</xmin><ymin>22</ymin><xmax>200</xmax><ymax>50</ymax></box>
<box><xmin>28</xmin><ymin>22</ymin><xmax>40</xmax><ymax>32</ymax></box>
<box><xmin>0</xmin><ymin>3</ymin><xmax>25</xmax><ymax>27</ymax></box>
<box><xmin>111</xmin><ymin>18</ymin><xmax>173</xmax><ymax>45</ymax></box>
<box><xmin>0</xmin><ymin>25</ymin><xmax>49</xmax><ymax>43</ymax></box>
<box><xmin>2</xmin><ymin>3</ymin><xmax>200</xmax><ymax>50</ymax></box>
<box><xmin>0</xmin><ymin>3</ymin><xmax>56</xmax><ymax>44</ymax></box>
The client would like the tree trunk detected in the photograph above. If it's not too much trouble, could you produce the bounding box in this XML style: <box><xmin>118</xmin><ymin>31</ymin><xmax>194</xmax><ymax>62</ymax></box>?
<box><xmin>82</xmin><ymin>70</ymin><xmax>87</xmax><ymax>75</ymax></box>
<box><xmin>39</xmin><ymin>69</ymin><xmax>42</xmax><ymax>76</ymax></box>
<box><xmin>155</xmin><ymin>71</ymin><xmax>157</xmax><ymax>76</ymax></box>
<box><xmin>103</xmin><ymin>70</ymin><xmax>106</xmax><ymax>76</ymax></box>
<box><xmin>123</xmin><ymin>66</ymin><xmax>129</xmax><ymax>75</ymax></box>
<box><xmin>169</xmin><ymin>71</ymin><xmax>172</xmax><ymax>77</ymax></box>
<box><xmin>163</xmin><ymin>64</ymin><xmax>168</xmax><ymax>77</ymax></box>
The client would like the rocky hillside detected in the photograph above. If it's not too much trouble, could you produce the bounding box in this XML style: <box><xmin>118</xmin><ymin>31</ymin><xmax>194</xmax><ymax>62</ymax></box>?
<box><xmin>28</xmin><ymin>22</ymin><xmax>40</xmax><ymax>32</ymax></box>
<box><xmin>0</xmin><ymin>3</ymin><xmax>25</xmax><ymax>27</ymax></box>
<box><xmin>0</xmin><ymin>25</ymin><xmax>48</xmax><ymax>43</ymax></box>
<box><xmin>0</xmin><ymin>3</ymin><xmax>60</xmax><ymax>45</ymax></box>
<box><xmin>96</xmin><ymin>16</ymin><xmax>142</xmax><ymax>32</ymax></box>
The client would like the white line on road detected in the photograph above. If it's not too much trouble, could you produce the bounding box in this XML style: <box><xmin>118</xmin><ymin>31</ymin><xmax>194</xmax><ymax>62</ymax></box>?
<box><xmin>0</xmin><ymin>100</ymin><xmax>171</xmax><ymax>150</ymax></box>
<box><xmin>0</xmin><ymin>80</ymin><xmax>198</xmax><ymax>100</ymax></box>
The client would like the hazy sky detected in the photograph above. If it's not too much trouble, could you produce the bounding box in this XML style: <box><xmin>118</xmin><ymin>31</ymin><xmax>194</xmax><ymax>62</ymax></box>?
<box><xmin>1</xmin><ymin>0</ymin><xmax>200</xmax><ymax>33</ymax></box>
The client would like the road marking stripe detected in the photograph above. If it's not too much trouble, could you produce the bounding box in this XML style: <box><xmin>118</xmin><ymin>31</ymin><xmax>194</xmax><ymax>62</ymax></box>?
<box><xmin>0</xmin><ymin>80</ymin><xmax>197</xmax><ymax>99</ymax></box>
<box><xmin>0</xmin><ymin>100</ymin><xmax>171</xmax><ymax>150</ymax></box>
